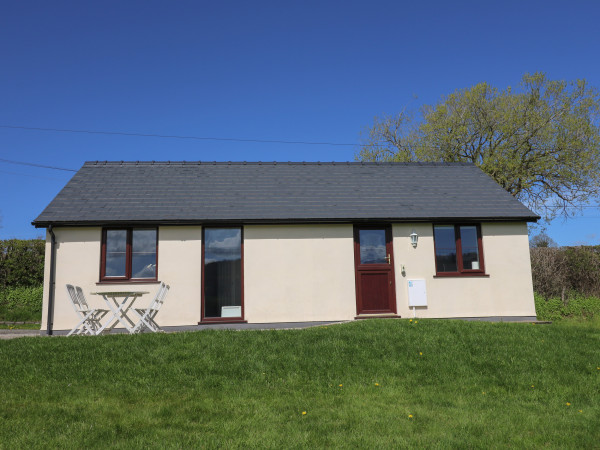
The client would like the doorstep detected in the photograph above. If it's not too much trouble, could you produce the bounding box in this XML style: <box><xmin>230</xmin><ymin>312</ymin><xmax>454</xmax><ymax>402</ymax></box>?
<box><xmin>354</xmin><ymin>314</ymin><xmax>401</xmax><ymax>320</ymax></box>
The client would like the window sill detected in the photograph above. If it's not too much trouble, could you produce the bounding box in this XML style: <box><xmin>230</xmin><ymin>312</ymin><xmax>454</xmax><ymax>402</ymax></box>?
<box><xmin>199</xmin><ymin>319</ymin><xmax>247</xmax><ymax>324</ymax></box>
<box><xmin>96</xmin><ymin>280</ymin><xmax>161</xmax><ymax>285</ymax></box>
<box><xmin>434</xmin><ymin>273</ymin><xmax>490</xmax><ymax>278</ymax></box>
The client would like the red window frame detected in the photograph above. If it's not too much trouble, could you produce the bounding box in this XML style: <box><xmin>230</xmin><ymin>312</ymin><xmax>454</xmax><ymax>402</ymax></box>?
<box><xmin>100</xmin><ymin>228</ymin><xmax>159</xmax><ymax>282</ymax></box>
<box><xmin>433</xmin><ymin>224</ymin><xmax>486</xmax><ymax>277</ymax></box>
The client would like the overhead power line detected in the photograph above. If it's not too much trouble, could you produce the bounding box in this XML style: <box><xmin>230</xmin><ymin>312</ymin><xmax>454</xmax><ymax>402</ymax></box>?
<box><xmin>0</xmin><ymin>169</ymin><xmax>67</xmax><ymax>181</ymax></box>
<box><xmin>2</xmin><ymin>124</ymin><xmax>595</xmax><ymax>153</ymax></box>
<box><xmin>537</xmin><ymin>205</ymin><xmax>600</xmax><ymax>209</ymax></box>
<box><xmin>0</xmin><ymin>124</ymin><xmax>357</xmax><ymax>147</ymax></box>
<box><xmin>0</xmin><ymin>158</ymin><xmax>77</xmax><ymax>172</ymax></box>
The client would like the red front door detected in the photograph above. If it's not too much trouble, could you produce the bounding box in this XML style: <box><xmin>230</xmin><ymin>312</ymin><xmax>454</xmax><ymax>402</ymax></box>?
<box><xmin>354</xmin><ymin>225</ymin><xmax>396</xmax><ymax>315</ymax></box>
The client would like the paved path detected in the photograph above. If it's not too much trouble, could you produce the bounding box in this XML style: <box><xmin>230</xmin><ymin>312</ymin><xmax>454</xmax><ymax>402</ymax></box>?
<box><xmin>0</xmin><ymin>330</ymin><xmax>41</xmax><ymax>340</ymax></box>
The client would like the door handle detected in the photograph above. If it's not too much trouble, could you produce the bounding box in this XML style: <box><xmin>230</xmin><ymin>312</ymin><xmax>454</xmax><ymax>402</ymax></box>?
<box><xmin>386</xmin><ymin>254</ymin><xmax>391</xmax><ymax>264</ymax></box>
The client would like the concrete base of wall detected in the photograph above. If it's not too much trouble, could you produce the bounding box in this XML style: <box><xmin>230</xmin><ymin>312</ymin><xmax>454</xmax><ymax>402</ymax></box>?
<box><xmin>40</xmin><ymin>321</ymin><xmax>346</xmax><ymax>335</ymax></box>
<box><xmin>164</xmin><ymin>321</ymin><xmax>347</xmax><ymax>331</ymax></box>
<box><xmin>39</xmin><ymin>316</ymin><xmax>541</xmax><ymax>336</ymax></box>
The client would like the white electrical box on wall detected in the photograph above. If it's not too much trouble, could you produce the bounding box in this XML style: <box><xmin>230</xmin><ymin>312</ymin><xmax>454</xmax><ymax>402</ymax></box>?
<box><xmin>407</xmin><ymin>279</ymin><xmax>427</xmax><ymax>307</ymax></box>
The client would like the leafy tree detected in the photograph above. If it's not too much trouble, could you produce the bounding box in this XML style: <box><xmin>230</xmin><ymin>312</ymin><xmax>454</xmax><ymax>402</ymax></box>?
<box><xmin>530</xmin><ymin>232</ymin><xmax>558</xmax><ymax>248</ymax></box>
<box><xmin>359</xmin><ymin>73</ymin><xmax>600</xmax><ymax>219</ymax></box>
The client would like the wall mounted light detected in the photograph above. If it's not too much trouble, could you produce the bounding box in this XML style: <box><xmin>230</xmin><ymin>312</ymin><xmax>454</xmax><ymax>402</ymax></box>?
<box><xmin>410</xmin><ymin>230</ymin><xmax>418</xmax><ymax>248</ymax></box>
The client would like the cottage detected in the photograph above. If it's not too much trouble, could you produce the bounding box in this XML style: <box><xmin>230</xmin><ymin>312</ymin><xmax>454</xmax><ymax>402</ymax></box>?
<box><xmin>33</xmin><ymin>161</ymin><xmax>539</xmax><ymax>333</ymax></box>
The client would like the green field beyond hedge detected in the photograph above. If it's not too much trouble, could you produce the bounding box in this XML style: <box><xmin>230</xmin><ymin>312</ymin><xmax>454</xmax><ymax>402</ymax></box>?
<box><xmin>1</xmin><ymin>320</ymin><xmax>598</xmax><ymax>448</ymax></box>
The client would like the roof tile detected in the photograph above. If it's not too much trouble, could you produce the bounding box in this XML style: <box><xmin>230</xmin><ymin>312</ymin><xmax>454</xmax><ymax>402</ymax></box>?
<box><xmin>33</xmin><ymin>161</ymin><xmax>539</xmax><ymax>225</ymax></box>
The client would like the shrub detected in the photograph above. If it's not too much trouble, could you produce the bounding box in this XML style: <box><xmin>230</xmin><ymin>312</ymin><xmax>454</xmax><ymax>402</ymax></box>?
<box><xmin>0</xmin><ymin>285</ymin><xmax>43</xmax><ymax>322</ymax></box>
<box><xmin>563</xmin><ymin>246</ymin><xmax>600</xmax><ymax>295</ymax></box>
<box><xmin>534</xmin><ymin>292</ymin><xmax>600</xmax><ymax>321</ymax></box>
<box><xmin>530</xmin><ymin>245</ymin><xmax>600</xmax><ymax>301</ymax></box>
<box><xmin>0</xmin><ymin>239</ymin><xmax>45</xmax><ymax>289</ymax></box>
<box><xmin>530</xmin><ymin>247</ymin><xmax>568</xmax><ymax>300</ymax></box>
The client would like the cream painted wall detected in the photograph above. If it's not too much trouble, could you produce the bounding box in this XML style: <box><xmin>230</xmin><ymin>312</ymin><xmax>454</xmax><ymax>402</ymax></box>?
<box><xmin>41</xmin><ymin>221</ymin><xmax>536</xmax><ymax>331</ymax></box>
<box><xmin>152</xmin><ymin>226</ymin><xmax>202</xmax><ymax>325</ymax></box>
<box><xmin>392</xmin><ymin>222</ymin><xmax>536</xmax><ymax>318</ymax></box>
<box><xmin>244</xmin><ymin>225</ymin><xmax>357</xmax><ymax>322</ymax></box>
<box><xmin>40</xmin><ymin>233</ymin><xmax>52</xmax><ymax>330</ymax></box>
<box><xmin>42</xmin><ymin>226</ymin><xmax>203</xmax><ymax>332</ymax></box>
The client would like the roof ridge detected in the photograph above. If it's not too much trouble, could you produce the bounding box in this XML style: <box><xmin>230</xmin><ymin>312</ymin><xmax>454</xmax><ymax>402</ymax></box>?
<box><xmin>82</xmin><ymin>160</ymin><xmax>475</xmax><ymax>167</ymax></box>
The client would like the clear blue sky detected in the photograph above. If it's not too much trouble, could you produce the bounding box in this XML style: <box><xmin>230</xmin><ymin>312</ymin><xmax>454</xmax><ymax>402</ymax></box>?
<box><xmin>1</xmin><ymin>0</ymin><xmax>599</xmax><ymax>244</ymax></box>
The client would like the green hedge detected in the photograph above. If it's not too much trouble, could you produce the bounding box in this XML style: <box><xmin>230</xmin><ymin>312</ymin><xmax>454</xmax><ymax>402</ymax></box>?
<box><xmin>0</xmin><ymin>239</ymin><xmax>45</xmax><ymax>289</ymax></box>
<box><xmin>0</xmin><ymin>285</ymin><xmax>43</xmax><ymax>322</ymax></box>
<box><xmin>530</xmin><ymin>246</ymin><xmax>600</xmax><ymax>300</ymax></box>
<box><xmin>534</xmin><ymin>292</ymin><xmax>600</xmax><ymax>321</ymax></box>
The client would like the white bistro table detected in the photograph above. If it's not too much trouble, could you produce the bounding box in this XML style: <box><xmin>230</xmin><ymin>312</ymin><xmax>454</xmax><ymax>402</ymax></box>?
<box><xmin>90</xmin><ymin>291</ymin><xmax>149</xmax><ymax>334</ymax></box>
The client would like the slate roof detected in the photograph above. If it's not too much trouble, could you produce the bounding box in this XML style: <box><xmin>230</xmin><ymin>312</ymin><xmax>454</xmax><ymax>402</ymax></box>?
<box><xmin>33</xmin><ymin>161</ymin><xmax>539</xmax><ymax>227</ymax></box>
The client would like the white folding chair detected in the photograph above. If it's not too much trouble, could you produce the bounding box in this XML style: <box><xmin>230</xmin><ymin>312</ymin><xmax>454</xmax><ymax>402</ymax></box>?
<box><xmin>131</xmin><ymin>282</ymin><xmax>170</xmax><ymax>333</ymax></box>
<box><xmin>66</xmin><ymin>284</ymin><xmax>109</xmax><ymax>336</ymax></box>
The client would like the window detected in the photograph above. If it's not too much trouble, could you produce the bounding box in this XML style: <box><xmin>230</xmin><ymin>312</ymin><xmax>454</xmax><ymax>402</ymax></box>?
<box><xmin>101</xmin><ymin>228</ymin><xmax>158</xmax><ymax>281</ymax></box>
<box><xmin>359</xmin><ymin>229</ymin><xmax>388</xmax><ymax>264</ymax></box>
<box><xmin>202</xmin><ymin>227</ymin><xmax>243</xmax><ymax>321</ymax></box>
<box><xmin>433</xmin><ymin>224</ymin><xmax>485</xmax><ymax>276</ymax></box>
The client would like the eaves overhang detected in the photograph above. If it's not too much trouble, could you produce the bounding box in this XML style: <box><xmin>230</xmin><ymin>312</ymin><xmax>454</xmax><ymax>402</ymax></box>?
<box><xmin>32</xmin><ymin>214</ymin><xmax>540</xmax><ymax>229</ymax></box>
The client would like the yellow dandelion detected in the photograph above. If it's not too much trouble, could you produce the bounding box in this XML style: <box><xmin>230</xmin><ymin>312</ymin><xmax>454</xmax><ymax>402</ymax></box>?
<box><xmin>302</xmin><ymin>411</ymin><xmax>307</xmax><ymax>415</ymax></box>
<box><xmin>375</xmin><ymin>383</ymin><xmax>379</xmax><ymax>386</ymax></box>
<box><xmin>408</xmin><ymin>414</ymin><xmax>413</xmax><ymax>419</ymax></box>
<box><xmin>339</xmin><ymin>384</ymin><xmax>343</xmax><ymax>387</ymax></box>
<box><xmin>531</xmin><ymin>385</ymin><xmax>534</xmax><ymax>388</ymax></box>
<box><xmin>409</xmin><ymin>319</ymin><xmax>413</xmax><ymax>322</ymax></box>
<box><xmin>566</xmin><ymin>402</ymin><xmax>571</xmax><ymax>406</ymax></box>
<box><xmin>419</xmin><ymin>352</ymin><xmax>423</xmax><ymax>356</ymax></box>
<box><xmin>579</xmin><ymin>410</ymin><xmax>583</xmax><ymax>413</ymax></box>
<box><xmin>415</xmin><ymin>321</ymin><xmax>418</xmax><ymax>324</ymax></box>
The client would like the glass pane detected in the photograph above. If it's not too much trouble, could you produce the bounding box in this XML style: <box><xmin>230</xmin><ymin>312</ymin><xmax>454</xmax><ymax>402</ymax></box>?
<box><xmin>204</xmin><ymin>228</ymin><xmax>242</xmax><ymax>318</ymax></box>
<box><xmin>434</xmin><ymin>226</ymin><xmax>457</xmax><ymax>272</ymax></box>
<box><xmin>359</xmin><ymin>229</ymin><xmax>387</xmax><ymax>264</ymax></box>
<box><xmin>132</xmin><ymin>229</ymin><xmax>157</xmax><ymax>278</ymax></box>
<box><xmin>460</xmin><ymin>226</ymin><xmax>480</xmax><ymax>270</ymax></box>
<box><xmin>105</xmin><ymin>230</ymin><xmax>127</xmax><ymax>277</ymax></box>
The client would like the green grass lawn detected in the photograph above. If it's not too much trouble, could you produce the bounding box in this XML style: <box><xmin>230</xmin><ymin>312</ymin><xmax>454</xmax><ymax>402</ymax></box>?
<box><xmin>1</xmin><ymin>319</ymin><xmax>599</xmax><ymax>448</ymax></box>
